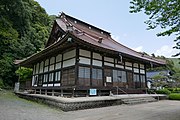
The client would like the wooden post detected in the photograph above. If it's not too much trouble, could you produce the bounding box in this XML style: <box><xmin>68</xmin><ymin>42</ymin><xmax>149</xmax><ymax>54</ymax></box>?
<box><xmin>72</xmin><ymin>88</ymin><xmax>75</xmax><ymax>98</ymax></box>
<box><xmin>61</xmin><ymin>89</ymin><xmax>63</xmax><ymax>97</ymax></box>
<box><xmin>98</xmin><ymin>90</ymin><xmax>101</xmax><ymax>96</ymax></box>
<box><xmin>34</xmin><ymin>89</ymin><xmax>36</xmax><ymax>94</ymax></box>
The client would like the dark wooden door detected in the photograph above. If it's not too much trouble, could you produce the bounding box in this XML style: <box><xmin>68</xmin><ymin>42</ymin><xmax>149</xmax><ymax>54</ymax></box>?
<box><xmin>127</xmin><ymin>71</ymin><xmax>134</xmax><ymax>88</ymax></box>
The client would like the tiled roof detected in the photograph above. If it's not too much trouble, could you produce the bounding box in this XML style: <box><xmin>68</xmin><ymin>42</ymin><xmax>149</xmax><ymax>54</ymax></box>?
<box><xmin>16</xmin><ymin>12</ymin><xmax>166</xmax><ymax>66</ymax></box>
<box><xmin>56</xmin><ymin>12</ymin><xmax>166</xmax><ymax>65</ymax></box>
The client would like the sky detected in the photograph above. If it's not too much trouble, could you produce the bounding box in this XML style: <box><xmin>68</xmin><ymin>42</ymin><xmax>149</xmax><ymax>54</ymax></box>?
<box><xmin>35</xmin><ymin>0</ymin><xmax>179</xmax><ymax>58</ymax></box>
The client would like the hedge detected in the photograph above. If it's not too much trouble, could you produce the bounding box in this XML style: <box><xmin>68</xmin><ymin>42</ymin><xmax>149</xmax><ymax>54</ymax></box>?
<box><xmin>169</xmin><ymin>93</ymin><xmax>180</xmax><ymax>100</ymax></box>
<box><xmin>156</xmin><ymin>89</ymin><xmax>171</xmax><ymax>95</ymax></box>
<box><xmin>167</xmin><ymin>88</ymin><xmax>180</xmax><ymax>93</ymax></box>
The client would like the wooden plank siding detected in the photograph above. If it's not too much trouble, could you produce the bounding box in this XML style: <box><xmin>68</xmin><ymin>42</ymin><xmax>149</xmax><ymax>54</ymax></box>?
<box><xmin>31</xmin><ymin>46</ymin><xmax>147</xmax><ymax>96</ymax></box>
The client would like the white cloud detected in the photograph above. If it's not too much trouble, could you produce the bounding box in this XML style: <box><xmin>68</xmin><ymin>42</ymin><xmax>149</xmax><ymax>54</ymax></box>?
<box><xmin>133</xmin><ymin>46</ymin><xmax>143</xmax><ymax>52</ymax></box>
<box><xmin>154</xmin><ymin>45</ymin><xmax>179</xmax><ymax>58</ymax></box>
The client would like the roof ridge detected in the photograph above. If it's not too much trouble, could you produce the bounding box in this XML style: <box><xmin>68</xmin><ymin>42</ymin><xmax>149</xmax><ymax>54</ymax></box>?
<box><xmin>60</xmin><ymin>12</ymin><xmax>111</xmax><ymax>35</ymax></box>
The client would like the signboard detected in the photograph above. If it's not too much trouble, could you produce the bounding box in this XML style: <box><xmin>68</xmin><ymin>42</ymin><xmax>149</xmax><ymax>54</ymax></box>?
<box><xmin>106</xmin><ymin>77</ymin><xmax>112</xmax><ymax>82</ymax></box>
<box><xmin>89</xmin><ymin>89</ymin><xmax>97</xmax><ymax>95</ymax></box>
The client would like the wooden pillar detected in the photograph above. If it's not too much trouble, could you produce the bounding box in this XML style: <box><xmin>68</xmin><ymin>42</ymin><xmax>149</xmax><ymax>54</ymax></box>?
<box><xmin>98</xmin><ymin>90</ymin><xmax>101</xmax><ymax>96</ymax></box>
<box><xmin>144</xmin><ymin>64</ymin><xmax>148</xmax><ymax>93</ymax></box>
<box><xmin>102</xmin><ymin>55</ymin><xmax>105</xmax><ymax>87</ymax></box>
<box><xmin>138</xmin><ymin>63</ymin><xmax>141</xmax><ymax>88</ymax></box>
<box><xmin>75</xmin><ymin>47</ymin><xmax>79</xmax><ymax>86</ymax></box>
<box><xmin>90</xmin><ymin>51</ymin><xmax>93</xmax><ymax>87</ymax></box>
<box><xmin>72</xmin><ymin>88</ymin><xmax>75</xmax><ymax>97</ymax></box>
<box><xmin>52</xmin><ymin>89</ymin><xmax>54</xmax><ymax>96</ymax></box>
<box><xmin>45</xmin><ymin>89</ymin><xmax>47</xmax><ymax>95</ymax></box>
<box><xmin>86</xmin><ymin>90</ymin><xmax>89</xmax><ymax>97</ymax></box>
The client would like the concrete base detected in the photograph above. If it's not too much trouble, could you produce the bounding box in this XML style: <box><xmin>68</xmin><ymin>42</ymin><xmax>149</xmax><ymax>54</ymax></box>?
<box><xmin>15</xmin><ymin>92</ymin><xmax>167</xmax><ymax>112</ymax></box>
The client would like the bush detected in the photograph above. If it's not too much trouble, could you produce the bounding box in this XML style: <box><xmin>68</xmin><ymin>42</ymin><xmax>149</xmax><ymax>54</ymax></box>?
<box><xmin>167</xmin><ymin>88</ymin><xmax>180</xmax><ymax>93</ymax></box>
<box><xmin>147</xmin><ymin>89</ymin><xmax>156</xmax><ymax>94</ymax></box>
<box><xmin>169</xmin><ymin>93</ymin><xmax>180</xmax><ymax>100</ymax></box>
<box><xmin>174</xmin><ymin>88</ymin><xmax>180</xmax><ymax>93</ymax></box>
<box><xmin>156</xmin><ymin>89</ymin><xmax>171</xmax><ymax>95</ymax></box>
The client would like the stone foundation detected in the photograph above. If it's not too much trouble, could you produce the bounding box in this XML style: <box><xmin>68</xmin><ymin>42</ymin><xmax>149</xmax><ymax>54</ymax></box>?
<box><xmin>15</xmin><ymin>92</ymin><xmax>167</xmax><ymax>112</ymax></box>
<box><xmin>15</xmin><ymin>92</ymin><xmax>123</xmax><ymax>111</ymax></box>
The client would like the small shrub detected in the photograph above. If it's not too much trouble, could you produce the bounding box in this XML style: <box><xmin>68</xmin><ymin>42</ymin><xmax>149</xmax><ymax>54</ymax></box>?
<box><xmin>167</xmin><ymin>88</ymin><xmax>180</xmax><ymax>93</ymax></box>
<box><xmin>156</xmin><ymin>89</ymin><xmax>171</xmax><ymax>95</ymax></box>
<box><xmin>169</xmin><ymin>93</ymin><xmax>180</xmax><ymax>100</ymax></box>
<box><xmin>147</xmin><ymin>89</ymin><xmax>156</xmax><ymax>94</ymax></box>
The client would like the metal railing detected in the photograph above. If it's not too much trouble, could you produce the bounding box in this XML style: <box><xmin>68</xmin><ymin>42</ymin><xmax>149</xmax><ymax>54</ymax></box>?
<box><xmin>116</xmin><ymin>86</ymin><xmax>128</xmax><ymax>95</ymax></box>
<box><xmin>149</xmin><ymin>90</ymin><xmax>159</xmax><ymax>101</ymax></box>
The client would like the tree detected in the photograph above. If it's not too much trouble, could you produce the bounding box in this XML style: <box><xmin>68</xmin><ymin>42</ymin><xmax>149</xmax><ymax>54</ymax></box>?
<box><xmin>152</xmin><ymin>74</ymin><xmax>168</xmax><ymax>88</ymax></box>
<box><xmin>130</xmin><ymin>0</ymin><xmax>180</xmax><ymax>56</ymax></box>
<box><xmin>0</xmin><ymin>0</ymin><xmax>53</xmax><ymax>87</ymax></box>
<box><xmin>172</xmin><ymin>67</ymin><xmax>180</xmax><ymax>82</ymax></box>
<box><xmin>15</xmin><ymin>67</ymin><xmax>32</xmax><ymax>82</ymax></box>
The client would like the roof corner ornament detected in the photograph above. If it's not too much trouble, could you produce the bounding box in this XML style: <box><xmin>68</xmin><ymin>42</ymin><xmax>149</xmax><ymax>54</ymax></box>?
<box><xmin>59</xmin><ymin>12</ymin><xmax>65</xmax><ymax>18</ymax></box>
<box><xmin>98</xmin><ymin>37</ymin><xmax>103</xmax><ymax>43</ymax></box>
<box><xmin>67</xmin><ymin>37</ymin><xmax>73</xmax><ymax>43</ymax></box>
<box><xmin>141</xmin><ymin>53</ymin><xmax>144</xmax><ymax>57</ymax></box>
<box><xmin>66</xmin><ymin>24</ymin><xmax>73</xmax><ymax>32</ymax></box>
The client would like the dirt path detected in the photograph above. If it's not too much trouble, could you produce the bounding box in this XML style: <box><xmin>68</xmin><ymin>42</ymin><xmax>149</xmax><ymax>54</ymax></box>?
<box><xmin>0</xmin><ymin>91</ymin><xmax>180</xmax><ymax>120</ymax></box>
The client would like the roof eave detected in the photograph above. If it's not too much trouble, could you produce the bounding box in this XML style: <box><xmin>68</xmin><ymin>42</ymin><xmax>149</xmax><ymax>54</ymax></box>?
<box><xmin>17</xmin><ymin>32</ymin><xmax>70</xmax><ymax>67</ymax></box>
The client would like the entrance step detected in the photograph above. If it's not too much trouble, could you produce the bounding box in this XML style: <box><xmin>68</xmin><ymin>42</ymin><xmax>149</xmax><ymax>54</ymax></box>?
<box><xmin>121</xmin><ymin>97</ymin><xmax>157</xmax><ymax>105</ymax></box>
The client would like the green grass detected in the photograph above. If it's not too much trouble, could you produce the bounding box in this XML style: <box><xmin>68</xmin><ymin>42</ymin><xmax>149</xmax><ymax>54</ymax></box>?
<box><xmin>0</xmin><ymin>90</ymin><xmax>28</xmax><ymax>102</ymax></box>
<box><xmin>0</xmin><ymin>90</ymin><xmax>62</xmax><ymax>112</ymax></box>
<box><xmin>169</xmin><ymin>93</ymin><xmax>180</xmax><ymax>100</ymax></box>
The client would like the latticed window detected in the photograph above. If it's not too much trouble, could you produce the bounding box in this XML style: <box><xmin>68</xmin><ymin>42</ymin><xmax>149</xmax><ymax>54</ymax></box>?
<box><xmin>43</xmin><ymin>74</ymin><xmax>48</xmax><ymax>83</ymax></box>
<box><xmin>55</xmin><ymin>71</ymin><xmax>61</xmax><ymax>82</ymax></box>
<box><xmin>62</xmin><ymin>68</ymin><xmax>75</xmax><ymax>86</ymax></box>
<box><xmin>92</xmin><ymin>68</ymin><xmax>103</xmax><ymax>86</ymax></box>
<box><xmin>113</xmin><ymin>70</ymin><xmax>127</xmax><ymax>87</ymax></box>
<box><xmin>38</xmin><ymin>74</ymin><xmax>43</xmax><ymax>86</ymax></box>
<box><xmin>49</xmin><ymin>73</ymin><xmax>54</xmax><ymax>82</ymax></box>
<box><xmin>134</xmin><ymin>74</ymin><xmax>140</xmax><ymax>88</ymax></box>
<box><xmin>78</xmin><ymin>66</ymin><xmax>90</xmax><ymax>86</ymax></box>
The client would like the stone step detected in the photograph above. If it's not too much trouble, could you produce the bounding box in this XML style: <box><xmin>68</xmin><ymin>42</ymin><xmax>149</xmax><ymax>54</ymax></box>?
<box><xmin>121</xmin><ymin>97</ymin><xmax>155</xmax><ymax>102</ymax></box>
<box><xmin>121</xmin><ymin>97</ymin><xmax>157</xmax><ymax>105</ymax></box>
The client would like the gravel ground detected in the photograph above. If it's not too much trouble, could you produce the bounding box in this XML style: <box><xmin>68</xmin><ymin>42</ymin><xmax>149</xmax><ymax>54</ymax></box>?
<box><xmin>0</xmin><ymin>90</ymin><xmax>180</xmax><ymax>120</ymax></box>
